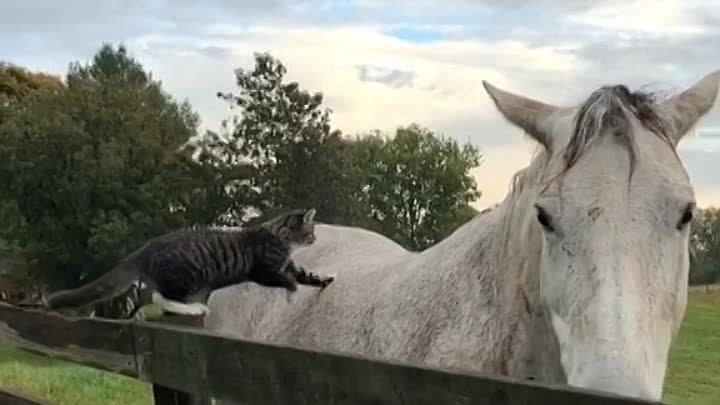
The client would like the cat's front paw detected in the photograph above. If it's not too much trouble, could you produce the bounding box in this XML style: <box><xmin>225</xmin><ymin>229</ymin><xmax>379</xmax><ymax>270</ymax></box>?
<box><xmin>321</xmin><ymin>273</ymin><xmax>336</xmax><ymax>288</ymax></box>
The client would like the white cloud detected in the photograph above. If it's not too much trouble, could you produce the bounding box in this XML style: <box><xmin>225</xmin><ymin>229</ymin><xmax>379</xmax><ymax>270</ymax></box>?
<box><xmin>131</xmin><ymin>25</ymin><xmax>581</xmax><ymax>143</ymax></box>
<box><xmin>123</xmin><ymin>24</ymin><xmax>584</xmax><ymax>209</ymax></box>
<box><xmin>567</xmin><ymin>0</ymin><xmax>714</xmax><ymax>37</ymax></box>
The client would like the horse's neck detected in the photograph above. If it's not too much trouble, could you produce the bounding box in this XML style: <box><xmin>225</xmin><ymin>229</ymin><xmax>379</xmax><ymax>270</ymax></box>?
<box><xmin>420</xmin><ymin>189</ymin><xmax>538</xmax><ymax>299</ymax></box>
<box><xmin>420</xmin><ymin>153</ymin><xmax>548</xmax><ymax>280</ymax></box>
<box><xmin>415</xmin><ymin>173</ymin><xmax>564</xmax><ymax>381</ymax></box>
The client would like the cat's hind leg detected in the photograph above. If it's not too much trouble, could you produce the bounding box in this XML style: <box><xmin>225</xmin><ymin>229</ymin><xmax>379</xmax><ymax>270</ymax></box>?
<box><xmin>146</xmin><ymin>292</ymin><xmax>209</xmax><ymax>318</ymax></box>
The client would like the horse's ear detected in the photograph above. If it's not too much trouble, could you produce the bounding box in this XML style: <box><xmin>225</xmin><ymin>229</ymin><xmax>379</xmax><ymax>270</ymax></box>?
<box><xmin>662</xmin><ymin>69</ymin><xmax>720</xmax><ymax>144</ymax></box>
<box><xmin>482</xmin><ymin>81</ymin><xmax>560</xmax><ymax>150</ymax></box>
<box><xmin>303</xmin><ymin>208</ymin><xmax>316</xmax><ymax>223</ymax></box>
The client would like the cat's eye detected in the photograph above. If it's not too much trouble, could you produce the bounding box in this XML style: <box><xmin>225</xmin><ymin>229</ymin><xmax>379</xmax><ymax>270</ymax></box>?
<box><xmin>676</xmin><ymin>202</ymin><xmax>695</xmax><ymax>230</ymax></box>
<box><xmin>534</xmin><ymin>204</ymin><xmax>555</xmax><ymax>232</ymax></box>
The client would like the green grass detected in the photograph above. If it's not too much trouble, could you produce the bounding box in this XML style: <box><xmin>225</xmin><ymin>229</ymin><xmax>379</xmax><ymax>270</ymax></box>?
<box><xmin>1</xmin><ymin>291</ymin><xmax>718</xmax><ymax>405</ymax></box>
<box><xmin>0</xmin><ymin>344</ymin><xmax>151</xmax><ymax>405</ymax></box>
<box><xmin>664</xmin><ymin>291</ymin><xmax>720</xmax><ymax>405</ymax></box>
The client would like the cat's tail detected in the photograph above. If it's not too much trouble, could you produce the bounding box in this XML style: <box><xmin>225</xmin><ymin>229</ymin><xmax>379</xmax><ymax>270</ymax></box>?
<box><xmin>45</xmin><ymin>261</ymin><xmax>140</xmax><ymax>309</ymax></box>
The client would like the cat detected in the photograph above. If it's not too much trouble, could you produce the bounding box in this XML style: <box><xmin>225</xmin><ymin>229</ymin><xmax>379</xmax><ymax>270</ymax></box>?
<box><xmin>43</xmin><ymin>208</ymin><xmax>335</xmax><ymax>319</ymax></box>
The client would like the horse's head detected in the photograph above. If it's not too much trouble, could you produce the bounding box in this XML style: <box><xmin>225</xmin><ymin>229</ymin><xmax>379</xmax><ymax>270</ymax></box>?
<box><xmin>484</xmin><ymin>70</ymin><xmax>719</xmax><ymax>400</ymax></box>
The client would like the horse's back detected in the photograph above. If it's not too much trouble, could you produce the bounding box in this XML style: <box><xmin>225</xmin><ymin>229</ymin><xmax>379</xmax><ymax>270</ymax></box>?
<box><xmin>293</xmin><ymin>223</ymin><xmax>409</xmax><ymax>270</ymax></box>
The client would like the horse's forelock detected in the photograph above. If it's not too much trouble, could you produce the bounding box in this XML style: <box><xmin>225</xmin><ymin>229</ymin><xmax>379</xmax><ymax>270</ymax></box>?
<box><xmin>563</xmin><ymin>85</ymin><xmax>675</xmax><ymax>177</ymax></box>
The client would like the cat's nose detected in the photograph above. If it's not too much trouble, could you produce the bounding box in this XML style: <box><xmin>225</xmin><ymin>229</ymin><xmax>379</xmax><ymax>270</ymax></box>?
<box><xmin>305</xmin><ymin>235</ymin><xmax>315</xmax><ymax>244</ymax></box>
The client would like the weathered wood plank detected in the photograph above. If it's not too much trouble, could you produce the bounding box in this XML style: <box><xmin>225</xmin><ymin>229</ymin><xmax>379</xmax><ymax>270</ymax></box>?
<box><xmin>146</xmin><ymin>313</ymin><xmax>211</xmax><ymax>405</ymax></box>
<box><xmin>0</xmin><ymin>302</ymin><xmax>138</xmax><ymax>377</ymax></box>
<box><xmin>0</xmin><ymin>387</ymin><xmax>51</xmax><ymax>405</ymax></box>
<box><xmin>134</xmin><ymin>321</ymin><xmax>663</xmax><ymax>405</ymax></box>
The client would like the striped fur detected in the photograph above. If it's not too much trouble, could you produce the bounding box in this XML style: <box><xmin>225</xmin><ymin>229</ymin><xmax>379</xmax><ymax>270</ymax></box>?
<box><xmin>45</xmin><ymin>208</ymin><xmax>334</xmax><ymax>315</ymax></box>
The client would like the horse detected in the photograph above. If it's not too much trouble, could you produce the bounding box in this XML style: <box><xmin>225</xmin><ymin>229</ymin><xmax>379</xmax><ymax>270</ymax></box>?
<box><xmin>206</xmin><ymin>69</ymin><xmax>720</xmax><ymax>403</ymax></box>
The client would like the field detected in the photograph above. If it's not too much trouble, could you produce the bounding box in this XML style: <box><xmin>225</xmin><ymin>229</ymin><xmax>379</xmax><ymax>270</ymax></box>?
<box><xmin>0</xmin><ymin>343</ymin><xmax>150</xmax><ymax>405</ymax></box>
<box><xmin>1</xmin><ymin>290</ymin><xmax>719</xmax><ymax>405</ymax></box>
<box><xmin>663</xmin><ymin>290</ymin><xmax>720</xmax><ymax>405</ymax></box>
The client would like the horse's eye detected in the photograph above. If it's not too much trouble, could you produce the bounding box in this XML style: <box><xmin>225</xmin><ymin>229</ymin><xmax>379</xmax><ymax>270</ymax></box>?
<box><xmin>534</xmin><ymin>204</ymin><xmax>555</xmax><ymax>232</ymax></box>
<box><xmin>677</xmin><ymin>202</ymin><xmax>695</xmax><ymax>230</ymax></box>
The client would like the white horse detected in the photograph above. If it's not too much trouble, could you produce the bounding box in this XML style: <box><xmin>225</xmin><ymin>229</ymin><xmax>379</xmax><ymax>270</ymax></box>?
<box><xmin>207</xmin><ymin>70</ymin><xmax>720</xmax><ymax>402</ymax></box>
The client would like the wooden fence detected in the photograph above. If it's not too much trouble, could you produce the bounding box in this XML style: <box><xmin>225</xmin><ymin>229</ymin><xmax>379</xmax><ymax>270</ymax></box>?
<box><xmin>0</xmin><ymin>302</ymin><xmax>664</xmax><ymax>405</ymax></box>
<box><xmin>688</xmin><ymin>283</ymin><xmax>720</xmax><ymax>293</ymax></box>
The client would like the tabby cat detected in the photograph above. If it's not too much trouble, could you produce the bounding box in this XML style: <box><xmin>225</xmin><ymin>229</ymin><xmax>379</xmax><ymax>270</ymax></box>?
<box><xmin>44</xmin><ymin>208</ymin><xmax>334</xmax><ymax>318</ymax></box>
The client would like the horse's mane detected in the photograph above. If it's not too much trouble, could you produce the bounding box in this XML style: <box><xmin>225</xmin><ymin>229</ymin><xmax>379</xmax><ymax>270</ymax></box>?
<box><xmin>493</xmin><ymin>146</ymin><xmax>550</xmax><ymax>264</ymax></box>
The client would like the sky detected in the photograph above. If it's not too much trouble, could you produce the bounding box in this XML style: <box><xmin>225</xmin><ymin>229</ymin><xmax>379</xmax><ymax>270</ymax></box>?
<box><xmin>2</xmin><ymin>0</ymin><xmax>720</xmax><ymax>209</ymax></box>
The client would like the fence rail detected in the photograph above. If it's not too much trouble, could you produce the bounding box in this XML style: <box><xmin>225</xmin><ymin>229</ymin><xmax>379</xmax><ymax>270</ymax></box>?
<box><xmin>688</xmin><ymin>283</ymin><xmax>720</xmax><ymax>293</ymax></box>
<box><xmin>0</xmin><ymin>388</ymin><xmax>49</xmax><ymax>405</ymax></box>
<box><xmin>0</xmin><ymin>302</ymin><xmax>664</xmax><ymax>405</ymax></box>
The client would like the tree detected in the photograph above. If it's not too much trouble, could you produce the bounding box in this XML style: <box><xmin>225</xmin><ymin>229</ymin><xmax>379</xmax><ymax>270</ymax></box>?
<box><xmin>351</xmin><ymin>124</ymin><xmax>483</xmax><ymax>250</ymax></box>
<box><xmin>0</xmin><ymin>44</ymin><xmax>229</xmax><ymax>295</ymax></box>
<box><xmin>0</xmin><ymin>64</ymin><xmax>66</xmax><ymax>302</ymax></box>
<box><xmin>203</xmin><ymin>53</ymin><xmax>484</xmax><ymax>243</ymax></box>
<box><xmin>206</xmin><ymin>52</ymin><xmax>359</xmax><ymax>224</ymax></box>
<box><xmin>690</xmin><ymin>206</ymin><xmax>720</xmax><ymax>285</ymax></box>
<box><xmin>0</xmin><ymin>62</ymin><xmax>63</xmax><ymax>103</ymax></box>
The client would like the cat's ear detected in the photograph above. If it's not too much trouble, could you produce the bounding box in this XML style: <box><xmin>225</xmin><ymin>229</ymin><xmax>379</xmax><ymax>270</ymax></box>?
<box><xmin>303</xmin><ymin>208</ymin><xmax>316</xmax><ymax>223</ymax></box>
<box><xmin>277</xmin><ymin>227</ymin><xmax>291</xmax><ymax>242</ymax></box>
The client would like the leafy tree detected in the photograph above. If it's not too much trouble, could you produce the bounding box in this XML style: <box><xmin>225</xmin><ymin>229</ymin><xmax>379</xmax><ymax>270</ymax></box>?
<box><xmin>0</xmin><ymin>62</ymin><xmax>63</xmax><ymax>103</ymax></box>
<box><xmin>207</xmin><ymin>52</ymin><xmax>359</xmax><ymax>224</ymax></box>
<box><xmin>0</xmin><ymin>44</ymin><xmax>228</xmax><ymax>294</ymax></box>
<box><xmin>204</xmin><ymin>53</ymin><xmax>484</xmax><ymax>245</ymax></box>
<box><xmin>351</xmin><ymin>124</ymin><xmax>483</xmax><ymax>250</ymax></box>
<box><xmin>690</xmin><ymin>206</ymin><xmax>720</xmax><ymax>285</ymax></box>
<box><xmin>0</xmin><ymin>66</ymin><xmax>63</xmax><ymax>301</ymax></box>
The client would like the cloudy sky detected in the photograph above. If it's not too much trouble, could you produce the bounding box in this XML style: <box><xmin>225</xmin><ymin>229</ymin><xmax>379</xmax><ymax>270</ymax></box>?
<box><xmin>3</xmin><ymin>0</ymin><xmax>720</xmax><ymax>209</ymax></box>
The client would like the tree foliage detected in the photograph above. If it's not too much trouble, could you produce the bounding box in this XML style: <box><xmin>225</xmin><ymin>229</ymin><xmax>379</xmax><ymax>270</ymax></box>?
<box><xmin>203</xmin><ymin>52</ymin><xmax>363</xmax><ymax>224</ymax></box>
<box><xmin>351</xmin><ymin>124</ymin><xmax>483</xmax><ymax>250</ymax></box>
<box><xmin>205</xmin><ymin>53</ymin><xmax>483</xmax><ymax>248</ymax></box>
<box><xmin>0</xmin><ymin>62</ymin><xmax>63</xmax><ymax>103</ymax></box>
<box><xmin>690</xmin><ymin>206</ymin><xmax>720</xmax><ymax>284</ymax></box>
<box><xmin>0</xmin><ymin>44</ymin><xmax>228</xmax><ymax>289</ymax></box>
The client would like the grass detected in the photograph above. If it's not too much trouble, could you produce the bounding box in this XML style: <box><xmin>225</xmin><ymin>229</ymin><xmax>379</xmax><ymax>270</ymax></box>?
<box><xmin>664</xmin><ymin>291</ymin><xmax>720</xmax><ymax>405</ymax></box>
<box><xmin>0</xmin><ymin>291</ymin><xmax>718</xmax><ymax>405</ymax></box>
<box><xmin>0</xmin><ymin>344</ymin><xmax>151</xmax><ymax>405</ymax></box>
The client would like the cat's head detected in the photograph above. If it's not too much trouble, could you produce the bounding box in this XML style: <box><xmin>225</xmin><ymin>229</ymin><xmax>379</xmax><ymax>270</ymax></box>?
<box><xmin>267</xmin><ymin>208</ymin><xmax>317</xmax><ymax>246</ymax></box>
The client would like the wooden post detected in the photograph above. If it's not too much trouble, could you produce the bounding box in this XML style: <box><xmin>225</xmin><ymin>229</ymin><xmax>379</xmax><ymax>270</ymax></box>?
<box><xmin>145</xmin><ymin>312</ymin><xmax>211</xmax><ymax>405</ymax></box>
